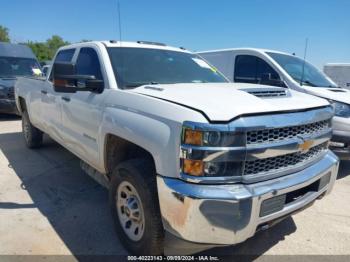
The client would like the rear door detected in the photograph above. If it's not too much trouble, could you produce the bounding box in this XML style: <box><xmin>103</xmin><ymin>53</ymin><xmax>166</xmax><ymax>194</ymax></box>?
<box><xmin>41</xmin><ymin>48</ymin><xmax>76</xmax><ymax>141</ymax></box>
<box><xmin>60</xmin><ymin>46</ymin><xmax>107</xmax><ymax>167</ymax></box>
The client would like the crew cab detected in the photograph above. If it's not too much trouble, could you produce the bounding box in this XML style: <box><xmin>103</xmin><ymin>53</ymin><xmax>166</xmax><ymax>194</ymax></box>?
<box><xmin>15</xmin><ymin>41</ymin><xmax>339</xmax><ymax>255</ymax></box>
<box><xmin>198</xmin><ymin>48</ymin><xmax>350</xmax><ymax>159</ymax></box>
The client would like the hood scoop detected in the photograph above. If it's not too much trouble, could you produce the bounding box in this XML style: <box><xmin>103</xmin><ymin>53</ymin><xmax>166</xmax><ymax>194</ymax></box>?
<box><xmin>241</xmin><ymin>87</ymin><xmax>289</xmax><ymax>98</ymax></box>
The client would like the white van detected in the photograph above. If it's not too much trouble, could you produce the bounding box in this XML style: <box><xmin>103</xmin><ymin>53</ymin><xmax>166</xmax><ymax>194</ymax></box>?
<box><xmin>324</xmin><ymin>63</ymin><xmax>350</xmax><ymax>90</ymax></box>
<box><xmin>198</xmin><ymin>48</ymin><xmax>350</xmax><ymax>159</ymax></box>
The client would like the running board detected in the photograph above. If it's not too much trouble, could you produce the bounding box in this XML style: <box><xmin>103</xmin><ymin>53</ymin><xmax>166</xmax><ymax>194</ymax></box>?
<box><xmin>80</xmin><ymin>161</ymin><xmax>109</xmax><ymax>188</ymax></box>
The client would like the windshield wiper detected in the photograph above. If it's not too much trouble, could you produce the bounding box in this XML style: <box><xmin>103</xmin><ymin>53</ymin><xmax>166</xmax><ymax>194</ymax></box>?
<box><xmin>124</xmin><ymin>81</ymin><xmax>159</xmax><ymax>88</ymax></box>
<box><xmin>300</xmin><ymin>80</ymin><xmax>317</xmax><ymax>87</ymax></box>
<box><xmin>191</xmin><ymin>80</ymin><xmax>209</xmax><ymax>83</ymax></box>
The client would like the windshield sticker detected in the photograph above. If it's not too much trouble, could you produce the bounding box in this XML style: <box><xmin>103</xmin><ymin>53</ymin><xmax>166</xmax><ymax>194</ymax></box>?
<box><xmin>32</xmin><ymin>68</ymin><xmax>42</xmax><ymax>76</ymax></box>
<box><xmin>192</xmin><ymin>58</ymin><xmax>212</xmax><ymax>69</ymax></box>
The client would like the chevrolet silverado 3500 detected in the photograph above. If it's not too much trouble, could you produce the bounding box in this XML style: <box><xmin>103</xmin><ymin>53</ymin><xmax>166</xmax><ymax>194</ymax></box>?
<box><xmin>15</xmin><ymin>41</ymin><xmax>339</xmax><ymax>255</ymax></box>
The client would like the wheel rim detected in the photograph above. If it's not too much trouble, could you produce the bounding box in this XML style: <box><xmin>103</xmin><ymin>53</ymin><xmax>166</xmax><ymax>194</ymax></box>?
<box><xmin>116</xmin><ymin>181</ymin><xmax>145</xmax><ymax>241</ymax></box>
<box><xmin>22</xmin><ymin>116</ymin><xmax>30</xmax><ymax>142</ymax></box>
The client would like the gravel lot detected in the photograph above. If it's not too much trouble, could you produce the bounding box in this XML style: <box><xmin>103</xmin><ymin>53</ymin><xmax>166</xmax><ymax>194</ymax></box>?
<box><xmin>0</xmin><ymin>114</ymin><xmax>349</xmax><ymax>259</ymax></box>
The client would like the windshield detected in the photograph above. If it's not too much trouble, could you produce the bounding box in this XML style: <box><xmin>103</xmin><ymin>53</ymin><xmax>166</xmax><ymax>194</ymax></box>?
<box><xmin>107</xmin><ymin>47</ymin><xmax>227</xmax><ymax>88</ymax></box>
<box><xmin>267</xmin><ymin>52</ymin><xmax>337</xmax><ymax>88</ymax></box>
<box><xmin>0</xmin><ymin>56</ymin><xmax>41</xmax><ymax>78</ymax></box>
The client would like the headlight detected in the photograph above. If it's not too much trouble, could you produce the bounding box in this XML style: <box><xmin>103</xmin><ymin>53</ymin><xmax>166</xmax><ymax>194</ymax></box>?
<box><xmin>180</xmin><ymin>123</ymin><xmax>244</xmax><ymax>178</ymax></box>
<box><xmin>331</xmin><ymin>101</ymin><xmax>350</xmax><ymax>117</ymax></box>
<box><xmin>182</xmin><ymin>127</ymin><xmax>244</xmax><ymax>147</ymax></box>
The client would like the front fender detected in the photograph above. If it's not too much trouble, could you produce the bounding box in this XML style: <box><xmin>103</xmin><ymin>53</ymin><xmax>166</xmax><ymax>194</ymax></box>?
<box><xmin>99</xmin><ymin>106</ymin><xmax>183</xmax><ymax>178</ymax></box>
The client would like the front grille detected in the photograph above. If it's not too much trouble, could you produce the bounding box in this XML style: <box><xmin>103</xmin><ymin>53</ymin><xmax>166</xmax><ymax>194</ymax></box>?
<box><xmin>247</xmin><ymin>120</ymin><xmax>330</xmax><ymax>145</ymax></box>
<box><xmin>243</xmin><ymin>143</ymin><xmax>327</xmax><ymax>176</ymax></box>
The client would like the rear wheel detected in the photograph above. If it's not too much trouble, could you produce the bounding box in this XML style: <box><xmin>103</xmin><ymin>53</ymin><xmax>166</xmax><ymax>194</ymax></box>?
<box><xmin>22</xmin><ymin>110</ymin><xmax>43</xmax><ymax>148</ymax></box>
<box><xmin>109</xmin><ymin>158</ymin><xmax>164</xmax><ymax>255</ymax></box>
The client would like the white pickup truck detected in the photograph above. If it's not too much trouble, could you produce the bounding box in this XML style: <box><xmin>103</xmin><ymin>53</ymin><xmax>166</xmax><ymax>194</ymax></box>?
<box><xmin>15</xmin><ymin>41</ymin><xmax>339</xmax><ymax>255</ymax></box>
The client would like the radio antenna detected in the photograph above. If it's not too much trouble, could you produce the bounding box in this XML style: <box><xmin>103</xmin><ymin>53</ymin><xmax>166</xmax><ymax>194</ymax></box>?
<box><xmin>117</xmin><ymin>0</ymin><xmax>122</xmax><ymax>42</ymax></box>
<box><xmin>300</xmin><ymin>38</ymin><xmax>308</xmax><ymax>86</ymax></box>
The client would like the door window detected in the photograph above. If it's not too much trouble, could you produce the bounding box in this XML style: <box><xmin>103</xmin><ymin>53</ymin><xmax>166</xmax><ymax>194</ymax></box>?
<box><xmin>234</xmin><ymin>55</ymin><xmax>257</xmax><ymax>83</ymax></box>
<box><xmin>55</xmin><ymin>49</ymin><xmax>75</xmax><ymax>62</ymax></box>
<box><xmin>76</xmin><ymin>48</ymin><xmax>103</xmax><ymax>80</ymax></box>
<box><xmin>49</xmin><ymin>49</ymin><xmax>75</xmax><ymax>81</ymax></box>
<box><xmin>234</xmin><ymin>55</ymin><xmax>280</xmax><ymax>85</ymax></box>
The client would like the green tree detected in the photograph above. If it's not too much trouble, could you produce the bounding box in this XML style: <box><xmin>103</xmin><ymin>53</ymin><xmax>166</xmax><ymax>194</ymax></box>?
<box><xmin>46</xmin><ymin>35</ymin><xmax>69</xmax><ymax>59</ymax></box>
<box><xmin>0</xmin><ymin>25</ymin><xmax>10</xmax><ymax>42</ymax></box>
<box><xmin>25</xmin><ymin>35</ymin><xmax>70</xmax><ymax>62</ymax></box>
<box><xmin>26</xmin><ymin>41</ymin><xmax>51</xmax><ymax>61</ymax></box>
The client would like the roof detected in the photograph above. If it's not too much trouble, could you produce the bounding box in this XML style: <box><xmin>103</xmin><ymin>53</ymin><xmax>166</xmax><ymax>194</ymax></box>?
<box><xmin>59</xmin><ymin>40</ymin><xmax>191</xmax><ymax>53</ymax></box>
<box><xmin>197</xmin><ymin>47</ymin><xmax>291</xmax><ymax>55</ymax></box>
<box><xmin>324</xmin><ymin>63</ymin><xmax>350</xmax><ymax>67</ymax></box>
<box><xmin>0</xmin><ymin>42</ymin><xmax>37</xmax><ymax>58</ymax></box>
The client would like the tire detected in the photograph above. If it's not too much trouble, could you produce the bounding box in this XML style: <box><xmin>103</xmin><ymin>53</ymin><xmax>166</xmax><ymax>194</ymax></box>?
<box><xmin>109</xmin><ymin>158</ymin><xmax>164</xmax><ymax>255</ymax></box>
<box><xmin>22</xmin><ymin>110</ymin><xmax>43</xmax><ymax>148</ymax></box>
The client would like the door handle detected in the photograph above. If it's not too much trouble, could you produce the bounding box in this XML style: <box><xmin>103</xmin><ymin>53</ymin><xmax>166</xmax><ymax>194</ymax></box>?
<box><xmin>41</xmin><ymin>90</ymin><xmax>47</xmax><ymax>95</ymax></box>
<box><xmin>61</xmin><ymin>96</ymin><xmax>71</xmax><ymax>102</ymax></box>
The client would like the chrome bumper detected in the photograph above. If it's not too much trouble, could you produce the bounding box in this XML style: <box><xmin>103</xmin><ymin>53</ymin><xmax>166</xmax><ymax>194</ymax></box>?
<box><xmin>157</xmin><ymin>150</ymin><xmax>339</xmax><ymax>245</ymax></box>
<box><xmin>330</xmin><ymin>117</ymin><xmax>350</xmax><ymax>159</ymax></box>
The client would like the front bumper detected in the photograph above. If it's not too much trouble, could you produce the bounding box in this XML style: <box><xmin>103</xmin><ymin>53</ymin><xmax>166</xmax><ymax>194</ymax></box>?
<box><xmin>0</xmin><ymin>98</ymin><xmax>18</xmax><ymax>114</ymax></box>
<box><xmin>330</xmin><ymin>117</ymin><xmax>350</xmax><ymax>159</ymax></box>
<box><xmin>157</xmin><ymin>150</ymin><xmax>339</xmax><ymax>245</ymax></box>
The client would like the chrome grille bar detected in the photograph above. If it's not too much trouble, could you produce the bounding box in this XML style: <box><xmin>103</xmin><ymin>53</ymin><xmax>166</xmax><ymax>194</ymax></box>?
<box><xmin>247</xmin><ymin>120</ymin><xmax>330</xmax><ymax>145</ymax></box>
<box><xmin>244</xmin><ymin>142</ymin><xmax>328</xmax><ymax>176</ymax></box>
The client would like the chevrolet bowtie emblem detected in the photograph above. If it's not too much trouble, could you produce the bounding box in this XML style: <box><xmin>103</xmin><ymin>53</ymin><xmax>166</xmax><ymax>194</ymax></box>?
<box><xmin>299</xmin><ymin>139</ymin><xmax>314</xmax><ymax>153</ymax></box>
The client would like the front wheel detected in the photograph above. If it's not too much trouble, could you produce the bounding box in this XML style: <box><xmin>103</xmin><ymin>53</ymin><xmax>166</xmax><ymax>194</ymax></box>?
<box><xmin>109</xmin><ymin>158</ymin><xmax>164</xmax><ymax>255</ymax></box>
<box><xmin>22</xmin><ymin>110</ymin><xmax>43</xmax><ymax>148</ymax></box>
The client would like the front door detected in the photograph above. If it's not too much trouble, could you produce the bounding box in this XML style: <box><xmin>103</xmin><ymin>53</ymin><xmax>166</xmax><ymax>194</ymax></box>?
<box><xmin>60</xmin><ymin>47</ymin><xmax>106</xmax><ymax>168</ymax></box>
<box><xmin>40</xmin><ymin>48</ymin><xmax>76</xmax><ymax>142</ymax></box>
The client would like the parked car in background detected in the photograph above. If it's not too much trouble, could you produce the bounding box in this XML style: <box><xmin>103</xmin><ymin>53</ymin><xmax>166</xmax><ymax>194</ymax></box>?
<box><xmin>0</xmin><ymin>42</ymin><xmax>41</xmax><ymax>114</ymax></box>
<box><xmin>15</xmin><ymin>41</ymin><xmax>339</xmax><ymax>255</ymax></box>
<box><xmin>198</xmin><ymin>48</ymin><xmax>350</xmax><ymax>159</ymax></box>
<box><xmin>324</xmin><ymin>63</ymin><xmax>350</xmax><ymax>90</ymax></box>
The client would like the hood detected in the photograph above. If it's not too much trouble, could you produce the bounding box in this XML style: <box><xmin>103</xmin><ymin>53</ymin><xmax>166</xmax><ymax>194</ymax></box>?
<box><xmin>130</xmin><ymin>83</ymin><xmax>329</xmax><ymax>122</ymax></box>
<box><xmin>304</xmin><ymin>87</ymin><xmax>350</xmax><ymax>105</ymax></box>
<box><xmin>0</xmin><ymin>78</ymin><xmax>16</xmax><ymax>90</ymax></box>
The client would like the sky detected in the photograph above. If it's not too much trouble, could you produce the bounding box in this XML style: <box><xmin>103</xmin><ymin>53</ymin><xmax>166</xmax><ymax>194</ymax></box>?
<box><xmin>1</xmin><ymin>0</ymin><xmax>349</xmax><ymax>68</ymax></box>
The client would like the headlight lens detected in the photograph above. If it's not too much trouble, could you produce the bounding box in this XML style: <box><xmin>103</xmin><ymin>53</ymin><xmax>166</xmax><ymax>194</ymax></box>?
<box><xmin>183</xmin><ymin>129</ymin><xmax>203</xmax><ymax>146</ymax></box>
<box><xmin>183</xmin><ymin>159</ymin><xmax>204</xmax><ymax>176</ymax></box>
<box><xmin>182</xmin><ymin>127</ymin><xmax>244</xmax><ymax>147</ymax></box>
<box><xmin>181</xmin><ymin>125</ymin><xmax>244</xmax><ymax>178</ymax></box>
<box><xmin>203</xmin><ymin>131</ymin><xmax>221</xmax><ymax>146</ymax></box>
<box><xmin>331</xmin><ymin>101</ymin><xmax>350</xmax><ymax>117</ymax></box>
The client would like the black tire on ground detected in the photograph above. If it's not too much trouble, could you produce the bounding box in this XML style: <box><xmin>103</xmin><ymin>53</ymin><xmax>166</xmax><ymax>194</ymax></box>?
<box><xmin>109</xmin><ymin>158</ymin><xmax>164</xmax><ymax>255</ymax></box>
<box><xmin>22</xmin><ymin>110</ymin><xmax>43</xmax><ymax>148</ymax></box>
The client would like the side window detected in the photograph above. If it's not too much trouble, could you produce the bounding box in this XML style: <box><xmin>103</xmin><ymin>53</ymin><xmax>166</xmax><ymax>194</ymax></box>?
<box><xmin>55</xmin><ymin>49</ymin><xmax>75</xmax><ymax>62</ymax></box>
<box><xmin>257</xmin><ymin>58</ymin><xmax>280</xmax><ymax>82</ymax></box>
<box><xmin>76</xmin><ymin>48</ymin><xmax>103</xmax><ymax>80</ymax></box>
<box><xmin>49</xmin><ymin>49</ymin><xmax>75</xmax><ymax>81</ymax></box>
<box><xmin>234</xmin><ymin>55</ymin><xmax>257</xmax><ymax>84</ymax></box>
<box><xmin>234</xmin><ymin>55</ymin><xmax>280</xmax><ymax>86</ymax></box>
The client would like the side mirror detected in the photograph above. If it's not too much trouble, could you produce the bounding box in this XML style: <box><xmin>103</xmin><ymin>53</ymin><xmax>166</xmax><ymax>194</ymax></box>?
<box><xmin>260</xmin><ymin>73</ymin><xmax>287</xmax><ymax>88</ymax></box>
<box><xmin>53</xmin><ymin>62</ymin><xmax>104</xmax><ymax>93</ymax></box>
